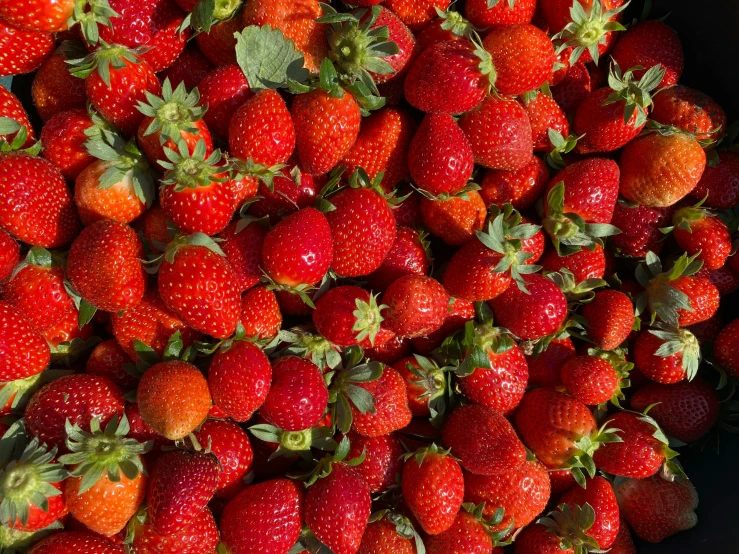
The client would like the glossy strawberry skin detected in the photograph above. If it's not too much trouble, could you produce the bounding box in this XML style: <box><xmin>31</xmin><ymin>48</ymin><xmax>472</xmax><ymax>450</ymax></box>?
<box><xmin>0</xmin><ymin>85</ymin><xmax>36</xmax><ymax>145</ymax></box>
<box><xmin>581</xmin><ymin>290</ymin><xmax>634</xmax><ymax>350</ymax></box>
<box><xmin>673</xmin><ymin>214</ymin><xmax>732</xmax><ymax>271</ymax></box>
<box><xmin>593</xmin><ymin>411</ymin><xmax>665</xmax><ymax>478</ymax></box>
<box><xmin>0</xmin><ymin>230</ymin><xmax>18</xmax><ymax>283</ymax></box>
<box><xmin>610</xmin><ymin>20</ymin><xmax>683</xmax><ymax>88</ymax></box>
<box><xmin>366</xmin><ymin>226</ymin><xmax>429</xmax><ymax>291</ymax></box>
<box><xmin>402</xmin><ymin>450</ymin><xmax>464</xmax><ymax>535</ymax></box>
<box><xmin>573</xmin><ymin>87</ymin><xmax>644</xmax><ymax>153</ymax></box>
<box><xmin>159</xmin><ymin>175</ymin><xmax>234</xmax><ymax>236</ymax></box>
<box><xmin>672</xmin><ymin>276</ymin><xmax>719</xmax><ymax>326</ymax></box>
<box><xmin>197</xmin><ymin>64</ymin><xmax>252</xmax><ymax>142</ymax></box>
<box><xmin>651</xmin><ymin>85</ymin><xmax>726</xmax><ymax>142</ymax></box>
<box><xmin>192</xmin><ymin>419</ymin><xmax>253</xmax><ymax>498</ymax></box>
<box><xmin>458</xmin><ymin>344</ymin><xmax>528</xmax><ymax>414</ymax></box>
<box><xmin>358</xmin><ymin>519</ymin><xmax>415</xmax><ymax>554</ymax></box>
<box><xmin>195</xmin><ymin>15</ymin><xmax>242</xmax><ymax>66</ymax></box>
<box><xmin>420</xmin><ymin>191</ymin><xmax>487</xmax><ymax>246</ymax></box>
<box><xmin>465</xmin><ymin>0</ymin><xmax>536</xmax><ymax>27</ymax></box>
<box><xmin>229</xmin><ymin>89</ymin><xmax>294</xmax><ymax>166</ymax></box>
<box><xmin>40</xmin><ymin>108</ymin><xmax>95</xmax><ymax>181</ymax></box>
<box><xmin>381</xmin><ymin>275</ymin><xmax>449</xmax><ymax>340</ymax></box>
<box><xmin>610</xmin><ymin>202</ymin><xmax>674</xmax><ymax>258</ymax></box>
<box><xmin>480</xmin><ymin>155</ymin><xmax>549</xmax><ymax>211</ymax></box>
<box><xmin>561</xmin><ymin>355</ymin><xmax>619</xmax><ymax>405</ymax></box>
<box><xmin>220</xmin><ymin>478</ymin><xmax>304</xmax><ymax>554</ymax></box>
<box><xmin>443</xmin><ymin>240</ymin><xmax>512</xmax><ymax>302</ymax></box>
<box><xmin>545</xmin><ymin>158</ymin><xmax>620</xmax><ymax>223</ymax></box>
<box><xmin>523</xmin><ymin>93</ymin><xmax>570</xmax><ymax>152</ymax></box>
<box><xmin>131</xmin><ymin>506</ymin><xmax>220</xmax><ymax>554</ymax></box>
<box><xmin>347</xmin><ymin>432</ymin><xmax>404</xmax><ymax>494</ymax></box>
<box><xmin>261</xmin><ymin>356</ymin><xmax>328</xmax><ymax>431</ymax></box>
<box><xmin>240</xmin><ymin>285</ymin><xmax>282</xmax><ymax>340</ymax></box>
<box><xmin>514</xmin><ymin>523</ymin><xmax>573</xmax><ymax>554</ymax></box>
<box><xmin>540</xmin><ymin>243</ymin><xmax>607</xmax><ymax>281</ymax></box>
<box><xmin>85</xmin><ymin>339</ymin><xmax>138</xmax><ymax>390</ymax></box>
<box><xmin>27</xmin><ymin>532</ymin><xmax>124</xmax><ymax>554</ymax></box>
<box><xmin>217</xmin><ymin>220</ymin><xmax>267</xmax><ymax>293</ymax></box>
<box><xmin>426</xmin><ymin>511</ymin><xmax>501</xmax><ymax>554</ymax></box>
<box><xmin>561</xmin><ymin>476</ymin><xmax>620</xmax><ymax>550</ymax></box>
<box><xmin>0</xmin><ymin>20</ymin><xmax>55</xmax><ymax>77</ymax></box>
<box><xmin>351</xmin><ymin>366</ymin><xmax>412</xmax><ymax>437</ymax></box>
<box><xmin>690</xmin><ymin>151</ymin><xmax>739</xmax><ymax>209</ymax></box>
<box><xmin>550</xmin><ymin>60</ymin><xmax>593</xmax><ymax>112</ymax></box>
<box><xmin>246</xmin><ymin>167</ymin><xmax>317</xmax><ymax>222</ymax></box>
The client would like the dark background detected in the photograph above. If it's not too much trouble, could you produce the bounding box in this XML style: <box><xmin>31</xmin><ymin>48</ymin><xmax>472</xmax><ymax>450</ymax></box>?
<box><xmin>2</xmin><ymin>0</ymin><xmax>739</xmax><ymax>551</ymax></box>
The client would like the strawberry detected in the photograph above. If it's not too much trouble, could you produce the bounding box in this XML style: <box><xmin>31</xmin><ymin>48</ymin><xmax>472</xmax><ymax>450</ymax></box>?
<box><xmin>526</xmin><ymin>336</ymin><xmax>575</xmax><ymax>388</ymax></box>
<box><xmin>393</xmin><ymin>355</ymin><xmax>449</xmax><ymax>416</ymax></box>
<box><xmin>441</xmin><ymin>404</ymin><xmax>526</xmax><ymax>475</ymax></box>
<box><xmin>490</xmin><ymin>274</ymin><xmax>568</xmax><ymax>340</ymax></box>
<box><xmin>97</xmin><ymin>0</ymin><xmax>188</xmax><ymax>72</ymax></box>
<box><xmin>404</xmin><ymin>39</ymin><xmax>490</xmax><ymax>114</ymax></box>
<box><xmin>195</xmin><ymin>14</ymin><xmax>242</xmax><ymax>66</ymax></box>
<box><xmin>0</xmin><ymin>86</ymin><xmax>36</xmax><ymax>146</ymax></box>
<box><xmin>610</xmin><ymin>517</ymin><xmax>637</xmax><ymax>554</ymax></box>
<box><xmin>690</xmin><ymin>150</ymin><xmax>739</xmax><ymax>208</ymax></box>
<box><xmin>220</xmin><ymin>478</ymin><xmax>303</xmax><ymax>554</ymax></box>
<box><xmin>246</xmin><ymin>166</ymin><xmax>318</xmax><ymax>222</ymax></box>
<box><xmin>465</xmin><ymin>0</ymin><xmax>537</xmax><ymax>27</ymax></box>
<box><xmin>25</xmin><ymin>374</ymin><xmax>125</xmax><ymax>450</ymax></box>
<box><xmin>40</xmin><ymin>109</ymin><xmax>95</xmax><ymax>181</ymax></box>
<box><xmin>480</xmin><ymin>155</ymin><xmax>549</xmax><ymax>211</ymax></box>
<box><xmin>111</xmin><ymin>288</ymin><xmax>200</xmax><ymax>360</ymax></box>
<box><xmin>384</xmin><ymin>0</ymin><xmax>451</xmax><ymax>30</ymax></box>
<box><xmin>464</xmin><ymin>459</ymin><xmax>551</xmax><ymax>530</ymax></box>
<box><xmin>365</xmin><ymin>334</ymin><xmax>413</xmax><ymax>365</ymax></box>
<box><xmin>67</xmin><ymin>220</ymin><xmax>147</xmax><ymax>313</ymax></box>
<box><xmin>581</xmin><ymin>290</ymin><xmax>634</xmax><ymax>350</ymax></box>
<box><xmin>129</xmin><ymin>506</ymin><xmax>220</xmax><ymax>554</ymax></box>
<box><xmin>0</xmin><ymin>430</ymin><xmax>68</xmax><ymax>532</ymax></box>
<box><xmin>402</xmin><ymin>444</ymin><xmax>464</xmax><ymax>535</ymax></box>
<box><xmin>0</xmin><ymin>153</ymin><xmax>80</xmax><ymax>247</ymax></box>
<box><xmin>137</xmin><ymin>361</ymin><xmax>211</xmax><ymax>440</ymax></box>
<box><xmin>620</xmin><ymin>131</ymin><xmax>706</xmax><ymax>207</ymax></box>
<box><xmin>208</xmin><ymin>340</ymin><xmax>272</xmax><ymax>421</ymax></box>
<box><xmin>159</xmin><ymin>142</ymin><xmax>234</xmax><ymax>236</ymax></box>
<box><xmin>59</xmin><ymin>415</ymin><xmax>149</xmax><ymax>537</ymax></box>
<box><xmin>669</xmin><ymin>203</ymin><xmax>732</xmax><ymax>270</ymax></box>
<box><xmin>240</xmin><ymin>285</ymin><xmax>282</xmax><ymax>340</ymax></box>
<box><xmin>560</xmin><ymin>354</ymin><xmax>620</xmax><ymax>405</ymax></box>
<box><xmin>521</xmin><ymin>92</ymin><xmax>570</xmax><ymax>152</ymax></box>
<box><xmin>262</xmin><ymin>207</ymin><xmax>333</xmax><ymax>287</ymax></box>
<box><xmin>158</xmin><ymin>235</ymin><xmax>241</xmax><ymax>338</ymax></box>
<box><xmin>630</xmin><ymin>378</ymin><xmax>720</xmax><ymax>443</ymax></box>
<box><xmin>347</xmin><ymin>432</ymin><xmax>404</xmax><ymax>494</ymax></box>
<box><xmin>159</xmin><ymin>46</ymin><xmax>213</xmax><ymax>90</ymax></box>
<box><xmin>610</xmin><ymin>202</ymin><xmax>673</xmax><ymax>258</ymax></box>
<box><xmin>243</xmin><ymin>0</ymin><xmax>327</xmax><ymax>74</ymax></box>
<box><xmin>550</xmin><ymin>59</ymin><xmax>593</xmax><ymax>112</ymax></box>
<box><xmin>540</xmin><ymin>243</ymin><xmax>607</xmax><ymax>281</ymax></box>
<box><xmin>197</xmin><ymin>64</ymin><xmax>252</xmax><ymax>142</ymax></box>
<box><xmin>458</xmin><ymin>95</ymin><xmax>533</xmax><ymax>170</ymax></box>
<box><xmin>514</xmin><ymin>388</ymin><xmax>616</xmax><ymax>482</ymax></box>
<box><xmin>0</xmin><ymin>229</ymin><xmax>19</xmax><ymax>282</ymax></box>
<box><xmin>313</xmin><ymin>286</ymin><xmax>393</xmax><ymax>348</ymax></box>
<box><xmin>556</xmin><ymin>476</ymin><xmax>621</xmax><ymax>550</ymax></box>
<box><xmin>408</xmin><ymin>113</ymin><xmax>474</xmax><ymax>195</ymax></box>
<box><xmin>147</xmin><ymin>449</ymin><xmax>219</xmax><ymax>535</ymax></box>
<box><xmin>192</xmin><ymin>419</ymin><xmax>253</xmax><ymax>498</ymax></box>
<box><xmin>357</xmin><ymin>518</ymin><xmax>416</xmax><ymax>554</ymax></box>
<box><xmin>610</xmin><ymin>20</ymin><xmax>684</xmax><ymax>88</ymax></box>
<box><xmin>380</xmin><ymin>275</ymin><xmax>448</xmax><ymax>339</ymax></box>
<box><xmin>27</xmin><ymin>532</ymin><xmax>123</xmax><ymax>553</ymax></box>
<box><xmin>0</xmin><ymin>20</ymin><xmax>55</xmax><ymax>77</ymax></box>
<box><xmin>366</xmin><ymin>226</ymin><xmax>430</xmax><ymax>291</ymax></box>
<box><xmin>425</xmin><ymin>509</ymin><xmax>504</xmax><ymax>554</ymax></box>
<box><xmin>305</xmin><ymin>459</ymin><xmax>371</xmax><ymax>554</ymax></box>
<box><xmin>573</xmin><ymin>64</ymin><xmax>663</xmax><ymax>154</ymax></box>
<box><xmin>0</xmin><ymin>0</ymin><xmax>76</xmax><ymax>32</ymax></box>
<box><xmin>411</xmin><ymin>296</ymin><xmax>475</xmax><ymax>354</ymax></box>
<box><xmin>292</xmin><ymin>88</ymin><xmax>361</xmax><ymax>176</ymax></box>
<box><xmin>651</xmin><ymin>85</ymin><xmax>726</xmax><ymax>142</ymax></box>
<box><xmin>326</xmin><ymin>179</ymin><xmax>397</xmax><ymax>277</ymax></box>
<box><xmin>614</xmin><ymin>476</ymin><xmax>698</xmax><ymax>543</ymax></box>
<box><xmin>217</xmin><ymin>219</ymin><xmax>266</xmax><ymax>292</ymax></box>
<box><xmin>70</xmin><ymin>44</ymin><xmax>162</xmax><ymax>137</ymax></box>
<box><xmin>514</xmin><ymin>523</ymin><xmax>573</xmax><ymax>554</ymax></box>
<box><xmin>85</xmin><ymin>339</ymin><xmax>138</xmax><ymax>390</ymax></box>
<box><xmin>0</xmin><ymin>300</ymin><xmax>49</xmax><ymax>383</ymax></box>
<box><xmin>31</xmin><ymin>48</ymin><xmax>88</xmax><ymax>123</ymax></box>
<box><xmin>633</xmin><ymin>327</ymin><xmax>701</xmax><ymax>384</ymax></box>
<box><xmin>714</xmin><ymin>318</ymin><xmax>739</xmax><ymax>379</ymax></box>
<box><xmin>351</xmin><ymin>366</ymin><xmax>412</xmax><ymax>437</ymax></box>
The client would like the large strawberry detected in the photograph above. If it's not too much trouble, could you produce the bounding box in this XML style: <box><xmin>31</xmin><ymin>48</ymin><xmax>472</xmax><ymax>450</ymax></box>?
<box><xmin>357</xmin><ymin>518</ymin><xmax>416</xmax><ymax>554</ymax></box>
<box><xmin>240</xmin><ymin>285</ymin><xmax>283</xmax><ymax>340</ymax></box>
<box><xmin>193</xmin><ymin>418</ymin><xmax>253</xmax><ymax>498</ymax></box>
<box><xmin>581</xmin><ymin>290</ymin><xmax>634</xmax><ymax>350</ymax></box>
<box><xmin>650</xmin><ymin>85</ymin><xmax>726</xmax><ymax>142</ymax></box>
<box><xmin>669</xmin><ymin>202</ymin><xmax>732</xmax><ymax>270</ymax></box>
<box><xmin>0</xmin><ymin>20</ymin><xmax>55</xmax><ymax>77</ymax></box>
<box><xmin>465</xmin><ymin>0</ymin><xmax>537</xmax><ymax>27</ymax></box>
<box><xmin>0</xmin><ymin>301</ymin><xmax>51</xmax><ymax>382</ymax></box>
<box><xmin>632</xmin><ymin>326</ymin><xmax>701</xmax><ymax>384</ymax></box>
<box><xmin>158</xmin><ymin>234</ymin><xmax>241</xmax><ymax>338</ymax></box>
<box><xmin>610</xmin><ymin>20</ymin><xmax>684</xmax><ymax>87</ymax></box>
<box><xmin>560</xmin><ymin>354</ymin><xmax>621</xmax><ymax>405</ymax></box>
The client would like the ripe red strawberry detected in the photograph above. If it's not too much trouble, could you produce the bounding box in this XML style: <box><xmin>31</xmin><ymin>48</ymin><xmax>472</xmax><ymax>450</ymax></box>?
<box><xmin>314</xmin><ymin>286</ymin><xmax>393</xmax><ymax>348</ymax></box>
<box><xmin>111</xmin><ymin>288</ymin><xmax>200</xmax><ymax>359</ymax></box>
<box><xmin>240</xmin><ymin>285</ymin><xmax>282</xmax><ymax>340</ymax></box>
<box><xmin>630</xmin><ymin>377</ymin><xmax>720</xmax><ymax>443</ymax></box>
<box><xmin>404</xmin><ymin>39</ymin><xmax>489</xmax><ymax>114</ymax></box>
<box><xmin>490</xmin><ymin>275</ymin><xmax>568</xmax><ymax>340</ymax></box>
<box><xmin>71</xmin><ymin>45</ymin><xmax>162</xmax><ymax>137</ymax></box>
<box><xmin>670</xmin><ymin>204</ymin><xmax>732</xmax><ymax>270</ymax></box>
<box><xmin>159</xmin><ymin>143</ymin><xmax>234</xmax><ymax>235</ymax></box>
<box><xmin>326</xmin><ymin>183</ymin><xmax>397</xmax><ymax>277</ymax></box>
<box><xmin>262</xmin><ymin>207</ymin><xmax>333</xmax><ymax>287</ymax></box>
<box><xmin>40</xmin><ymin>108</ymin><xmax>95</xmax><ymax>181</ymax></box>
<box><xmin>347</xmin><ymin>432</ymin><xmax>404</xmax><ymax>494</ymax></box>
<box><xmin>0</xmin><ymin>153</ymin><xmax>80</xmax><ymax>247</ymax></box>
<box><xmin>351</xmin><ymin>366</ymin><xmax>412</xmax><ymax>437</ymax></box>
<box><xmin>159</xmin><ymin>46</ymin><xmax>213</xmax><ymax>90</ymax></box>
<box><xmin>480</xmin><ymin>155</ymin><xmax>549</xmax><ymax>211</ymax></box>
<box><xmin>557</xmin><ymin>476</ymin><xmax>620</xmax><ymax>550</ymax></box>
<box><xmin>633</xmin><ymin>327</ymin><xmax>701</xmax><ymax>384</ymax></box>
<box><xmin>550</xmin><ymin>59</ymin><xmax>593</xmax><ymax>113</ymax></box>
<box><xmin>610</xmin><ymin>20</ymin><xmax>684</xmax><ymax>88</ymax></box>
<box><xmin>195</xmin><ymin>14</ymin><xmax>242</xmax><ymax>66</ymax></box>
<box><xmin>208</xmin><ymin>340</ymin><xmax>272</xmax><ymax>421</ymax></box>
<box><xmin>690</xmin><ymin>150</ymin><xmax>739</xmax><ymax>208</ymax></box>
<box><xmin>526</xmin><ymin>336</ymin><xmax>575</xmax><ymax>388</ymax></box>
<box><xmin>85</xmin><ymin>339</ymin><xmax>138</xmax><ymax>390</ymax></box>
<box><xmin>0</xmin><ymin>229</ymin><xmax>19</xmax><ymax>282</ymax></box>
<box><xmin>27</xmin><ymin>532</ymin><xmax>123</xmax><ymax>554</ymax></box>
<box><xmin>0</xmin><ymin>0</ymin><xmax>76</xmax><ymax>32</ymax></box>
<box><xmin>610</xmin><ymin>202</ymin><xmax>673</xmax><ymax>257</ymax></box>
<box><xmin>393</xmin><ymin>355</ymin><xmax>448</xmax><ymax>416</ymax></box>
<box><xmin>620</xmin><ymin>131</ymin><xmax>706</xmax><ymax>207</ymax></box>
<box><xmin>540</xmin><ymin>243</ymin><xmax>607</xmax><ymax>281</ymax></box>
<box><xmin>217</xmin><ymin>219</ymin><xmax>266</xmax><ymax>293</ymax></box>
<box><xmin>560</xmin><ymin>354</ymin><xmax>620</xmax><ymax>405</ymax></box>
<box><xmin>357</xmin><ymin>518</ymin><xmax>415</xmax><ymax>554</ymax></box>
<box><xmin>198</xmin><ymin>64</ymin><xmax>252</xmax><ymax>142</ymax></box>
<box><xmin>97</xmin><ymin>0</ymin><xmax>188</xmax><ymax>72</ymax></box>
<box><xmin>67</xmin><ymin>220</ymin><xmax>147</xmax><ymax>313</ymax></box>
<box><xmin>408</xmin><ymin>113</ymin><xmax>474</xmax><ymax>195</ymax></box>
<box><xmin>158</xmin><ymin>237</ymin><xmax>241</xmax><ymax>338</ymax></box>
<box><xmin>420</xmin><ymin>190</ymin><xmax>486</xmax><ymax>246</ymax></box>
<box><xmin>465</xmin><ymin>0</ymin><xmax>536</xmax><ymax>27</ymax></box>
<box><xmin>581</xmin><ymin>290</ymin><xmax>634</xmax><ymax>350</ymax></box>
<box><xmin>229</xmin><ymin>89</ymin><xmax>295</xmax><ymax>167</ymax></box>
<box><xmin>31</xmin><ymin>48</ymin><xmax>88</xmax><ymax>123</ymax></box>
<box><xmin>130</xmin><ymin>506</ymin><xmax>220</xmax><ymax>554</ymax></box>
<box><xmin>147</xmin><ymin>450</ymin><xmax>219</xmax><ymax>535</ymax></box>
<box><xmin>261</xmin><ymin>356</ymin><xmax>328</xmax><ymax>431</ymax></box>
<box><xmin>193</xmin><ymin>419</ymin><xmax>253</xmax><ymax>498</ymax></box>
<box><xmin>245</xmin><ymin>166</ymin><xmax>317</xmax><ymax>222</ymax></box>
<box><xmin>714</xmin><ymin>318</ymin><xmax>739</xmax><ymax>379</ymax></box>
<box><xmin>384</xmin><ymin>0</ymin><xmax>452</xmax><ymax>30</ymax></box>
<box><xmin>25</xmin><ymin>374</ymin><xmax>125</xmax><ymax>450</ymax></box>
<box><xmin>465</xmin><ymin>459</ymin><xmax>551</xmax><ymax>530</ymax></box>
<box><xmin>514</xmin><ymin>523</ymin><xmax>574</xmax><ymax>554</ymax></box>
<box><xmin>459</xmin><ymin>95</ymin><xmax>533</xmax><ymax>170</ymax></box>
<box><xmin>411</xmin><ymin>296</ymin><xmax>475</xmax><ymax>354</ymax></box>
<box><xmin>0</xmin><ymin>85</ymin><xmax>36</xmax><ymax>146</ymax></box>
<box><xmin>426</xmin><ymin>510</ymin><xmax>504</xmax><ymax>554</ymax></box>
<box><xmin>306</xmin><ymin>460</ymin><xmax>371</xmax><ymax>554</ymax></box>
<box><xmin>137</xmin><ymin>360</ymin><xmax>212</xmax><ymax>440</ymax></box>
<box><xmin>402</xmin><ymin>444</ymin><xmax>464</xmax><ymax>535</ymax></box>
<box><xmin>441</xmin><ymin>404</ymin><xmax>526</xmax><ymax>475</ymax></box>
<box><xmin>380</xmin><ymin>275</ymin><xmax>449</xmax><ymax>339</ymax></box>
<box><xmin>521</xmin><ymin>92</ymin><xmax>570</xmax><ymax>152</ymax></box>
<box><xmin>651</xmin><ymin>85</ymin><xmax>726</xmax><ymax>142</ymax></box>
<box><xmin>614</xmin><ymin>477</ymin><xmax>698</xmax><ymax>543</ymax></box>
<box><xmin>220</xmin><ymin>478</ymin><xmax>304</xmax><ymax>553</ymax></box>
<box><xmin>545</xmin><ymin>158</ymin><xmax>620</xmax><ymax>224</ymax></box>
<box><xmin>366</xmin><ymin>226</ymin><xmax>430</xmax><ymax>291</ymax></box>
<box><xmin>0</xmin><ymin>20</ymin><xmax>55</xmax><ymax>77</ymax></box>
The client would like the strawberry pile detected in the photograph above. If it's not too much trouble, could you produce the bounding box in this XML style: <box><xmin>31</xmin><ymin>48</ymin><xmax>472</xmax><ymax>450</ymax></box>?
<box><xmin>1</xmin><ymin>0</ymin><xmax>738</xmax><ymax>552</ymax></box>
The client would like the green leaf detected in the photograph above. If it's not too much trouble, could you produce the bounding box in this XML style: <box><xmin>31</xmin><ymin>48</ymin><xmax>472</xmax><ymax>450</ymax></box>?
<box><xmin>78</xmin><ymin>299</ymin><xmax>97</xmax><ymax>328</ymax></box>
<box><xmin>235</xmin><ymin>25</ymin><xmax>310</xmax><ymax>92</ymax></box>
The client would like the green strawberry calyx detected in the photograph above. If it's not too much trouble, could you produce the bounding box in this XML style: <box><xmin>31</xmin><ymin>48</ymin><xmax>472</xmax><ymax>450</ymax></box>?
<box><xmin>352</xmin><ymin>293</ymin><xmax>388</xmax><ymax>347</ymax></box>
<box><xmin>292</xmin><ymin>435</ymin><xmax>366</xmax><ymax>487</ymax></box>
<box><xmin>463</xmin><ymin>502</ymin><xmax>514</xmax><ymax>546</ymax></box>
<box><xmin>179</xmin><ymin>0</ymin><xmax>242</xmax><ymax>34</ymax></box>
<box><xmin>69</xmin><ymin>0</ymin><xmax>119</xmax><ymax>46</ymax></box>
<box><xmin>58</xmin><ymin>415</ymin><xmax>151</xmax><ymax>494</ymax></box>
<box><xmin>160</xmin><ymin>139</ymin><xmax>228</xmax><ymax>191</ymax></box>
<box><xmin>368</xmin><ymin>510</ymin><xmax>426</xmax><ymax>554</ymax></box>
<box><xmin>587</xmin><ymin>347</ymin><xmax>633</xmax><ymax>408</ymax></box>
<box><xmin>434</xmin><ymin>7</ymin><xmax>479</xmax><ymax>39</ymax></box>
<box><xmin>647</xmin><ymin>323</ymin><xmax>701</xmax><ymax>381</ymax></box>
<box><xmin>553</xmin><ymin>0</ymin><xmax>629</xmax><ymax>66</ymax></box>
<box><xmin>248</xmin><ymin>424</ymin><xmax>337</xmax><ymax>462</ymax></box>
<box><xmin>67</xmin><ymin>41</ymin><xmax>148</xmax><ymax>88</ymax></box>
<box><xmin>137</xmin><ymin>79</ymin><xmax>208</xmax><ymax>146</ymax></box>
<box><xmin>0</xmin><ymin>118</ymin><xmax>42</xmax><ymax>155</ymax></box>
<box><xmin>631</xmin><ymin>405</ymin><xmax>687</xmax><ymax>482</ymax></box>
<box><xmin>567</xmin><ymin>419</ymin><xmax>622</xmax><ymax>488</ymax></box>
<box><xmin>404</xmin><ymin>354</ymin><xmax>451</xmax><ymax>419</ymax></box>
<box><xmin>277</xmin><ymin>326</ymin><xmax>343</xmax><ymax>371</ymax></box>
<box><xmin>663</xmin><ymin>196</ymin><xmax>713</xmax><ymax>234</ymax></box>
<box><xmin>602</xmin><ymin>62</ymin><xmax>666</xmax><ymax>128</ymax></box>
<box><xmin>538</xmin><ymin>502</ymin><xmax>602</xmax><ymax>554</ymax></box>
<box><xmin>456</xmin><ymin>321</ymin><xmax>514</xmax><ymax>377</ymax></box>
<box><xmin>546</xmin><ymin>128</ymin><xmax>583</xmax><ymax>170</ymax></box>
<box><xmin>230</xmin><ymin>157</ymin><xmax>288</xmax><ymax>191</ymax></box>
<box><xmin>546</xmin><ymin>268</ymin><xmax>608</xmax><ymax>304</ymax></box>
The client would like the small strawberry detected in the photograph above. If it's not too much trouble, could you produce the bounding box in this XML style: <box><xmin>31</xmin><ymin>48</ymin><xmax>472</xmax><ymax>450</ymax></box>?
<box><xmin>129</xmin><ymin>506</ymin><xmax>220</xmax><ymax>554</ymax></box>
<box><xmin>138</xmin><ymin>360</ymin><xmax>211</xmax><ymax>440</ymax></box>
<box><xmin>651</xmin><ymin>85</ymin><xmax>726</xmax><ymax>142</ymax></box>
<box><xmin>208</xmin><ymin>340</ymin><xmax>272</xmax><ymax>421</ymax></box>
<box><xmin>0</xmin><ymin>301</ymin><xmax>51</xmax><ymax>382</ymax></box>
<box><xmin>366</xmin><ymin>226</ymin><xmax>430</xmax><ymax>291</ymax></box>
<box><xmin>633</xmin><ymin>326</ymin><xmax>701</xmax><ymax>384</ymax></box>
<box><xmin>521</xmin><ymin>92</ymin><xmax>570</xmax><ymax>152</ymax></box>
<box><xmin>0</xmin><ymin>20</ymin><xmax>55</xmax><ymax>77</ymax></box>
<box><xmin>465</xmin><ymin>0</ymin><xmax>537</xmax><ymax>27</ymax></box>
<box><xmin>668</xmin><ymin>202</ymin><xmax>732</xmax><ymax>270</ymax></box>
<box><xmin>314</xmin><ymin>286</ymin><xmax>392</xmax><ymax>348</ymax></box>
<box><xmin>610</xmin><ymin>20</ymin><xmax>684</xmax><ymax>88</ymax></box>
<box><xmin>610</xmin><ymin>202</ymin><xmax>673</xmax><ymax>258</ymax></box>
<box><xmin>480</xmin><ymin>155</ymin><xmax>549</xmax><ymax>211</ymax></box>
<box><xmin>147</xmin><ymin>449</ymin><xmax>219</xmax><ymax>535</ymax></box>
<box><xmin>217</xmin><ymin>219</ymin><xmax>267</xmax><ymax>292</ymax></box>
<box><xmin>159</xmin><ymin>46</ymin><xmax>213</xmax><ymax>90</ymax></box>
<box><xmin>31</xmin><ymin>47</ymin><xmax>88</xmax><ymax>123</ymax></box>
<box><xmin>350</xmin><ymin>366</ymin><xmax>412</xmax><ymax>437</ymax></box>
<box><xmin>220</xmin><ymin>478</ymin><xmax>304</xmax><ymax>554</ymax></box>
<box><xmin>402</xmin><ymin>444</ymin><xmax>464</xmax><ymax>535</ymax></box>
<box><xmin>85</xmin><ymin>339</ymin><xmax>138</xmax><ymax>389</ymax></box>
<box><xmin>198</xmin><ymin>64</ymin><xmax>252</xmax><ymax>142</ymax></box>
<box><xmin>459</xmin><ymin>95</ymin><xmax>533</xmax><ymax>170</ymax></box>
<box><xmin>246</xmin><ymin>166</ymin><xmax>318</xmax><ymax>222</ymax></box>
<box><xmin>614</xmin><ymin>476</ymin><xmax>698</xmax><ymax>543</ymax></box>
<box><xmin>381</xmin><ymin>275</ymin><xmax>449</xmax><ymax>339</ymax></box>
<box><xmin>526</xmin><ymin>336</ymin><xmax>575</xmax><ymax>388</ymax></box>
<box><xmin>28</xmin><ymin>532</ymin><xmax>123</xmax><ymax>553</ymax></box>
<box><xmin>425</xmin><ymin>508</ymin><xmax>505</xmax><ymax>554</ymax></box>
<box><xmin>357</xmin><ymin>517</ymin><xmax>416</xmax><ymax>554</ymax></box>
<box><xmin>240</xmin><ymin>285</ymin><xmax>282</xmax><ymax>340</ymax></box>
<box><xmin>690</xmin><ymin>150</ymin><xmax>739</xmax><ymax>209</ymax></box>
<box><xmin>347</xmin><ymin>432</ymin><xmax>404</xmax><ymax>494</ymax></box>
<box><xmin>40</xmin><ymin>108</ymin><xmax>95</xmax><ymax>181</ymax></box>
<box><xmin>441</xmin><ymin>404</ymin><xmax>526</xmax><ymax>475</ymax></box>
